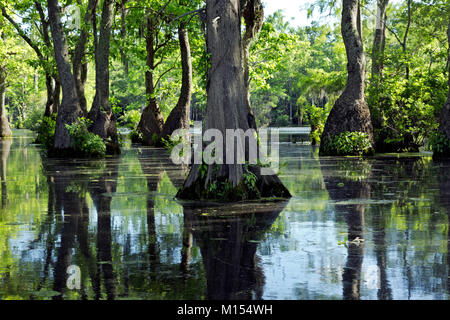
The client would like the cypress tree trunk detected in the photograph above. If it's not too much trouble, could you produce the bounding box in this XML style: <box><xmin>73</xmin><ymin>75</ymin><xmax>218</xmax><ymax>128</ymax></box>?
<box><xmin>319</xmin><ymin>0</ymin><xmax>374</xmax><ymax>156</ymax></box>
<box><xmin>161</xmin><ymin>24</ymin><xmax>192</xmax><ymax>141</ymax></box>
<box><xmin>0</xmin><ymin>69</ymin><xmax>12</xmax><ymax>138</ymax></box>
<box><xmin>177</xmin><ymin>0</ymin><xmax>290</xmax><ymax>201</ymax></box>
<box><xmin>136</xmin><ymin>16</ymin><xmax>165</xmax><ymax>146</ymax></box>
<box><xmin>48</xmin><ymin>0</ymin><xmax>83</xmax><ymax>151</ymax></box>
<box><xmin>88</xmin><ymin>0</ymin><xmax>120</xmax><ymax>154</ymax></box>
<box><xmin>436</xmin><ymin>21</ymin><xmax>450</xmax><ymax>158</ymax></box>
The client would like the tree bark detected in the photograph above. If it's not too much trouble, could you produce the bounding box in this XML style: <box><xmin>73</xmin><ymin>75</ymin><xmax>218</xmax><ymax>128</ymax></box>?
<box><xmin>88</xmin><ymin>0</ymin><xmax>120</xmax><ymax>154</ymax></box>
<box><xmin>319</xmin><ymin>0</ymin><xmax>374</xmax><ymax>155</ymax></box>
<box><xmin>0</xmin><ymin>69</ymin><xmax>12</xmax><ymax>138</ymax></box>
<box><xmin>136</xmin><ymin>16</ymin><xmax>165</xmax><ymax>146</ymax></box>
<box><xmin>161</xmin><ymin>23</ymin><xmax>193</xmax><ymax>141</ymax></box>
<box><xmin>73</xmin><ymin>0</ymin><xmax>98</xmax><ymax>115</ymax></box>
<box><xmin>436</xmin><ymin>21</ymin><xmax>450</xmax><ymax>157</ymax></box>
<box><xmin>177</xmin><ymin>0</ymin><xmax>290</xmax><ymax>201</ymax></box>
<box><xmin>48</xmin><ymin>0</ymin><xmax>83</xmax><ymax>151</ymax></box>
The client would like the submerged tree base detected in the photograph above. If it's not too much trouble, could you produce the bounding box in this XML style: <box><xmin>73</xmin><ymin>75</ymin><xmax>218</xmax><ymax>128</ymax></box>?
<box><xmin>176</xmin><ymin>165</ymin><xmax>291</xmax><ymax>202</ymax></box>
<box><xmin>0</xmin><ymin>116</ymin><xmax>12</xmax><ymax>138</ymax></box>
<box><xmin>320</xmin><ymin>97</ymin><xmax>375</xmax><ymax>156</ymax></box>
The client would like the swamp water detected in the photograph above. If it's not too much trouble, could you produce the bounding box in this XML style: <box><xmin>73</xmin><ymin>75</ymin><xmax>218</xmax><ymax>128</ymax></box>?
<box><xmin>0</xmin><ymin>130</ymin><xmax>449</xmax><ymax>300</ymax></box>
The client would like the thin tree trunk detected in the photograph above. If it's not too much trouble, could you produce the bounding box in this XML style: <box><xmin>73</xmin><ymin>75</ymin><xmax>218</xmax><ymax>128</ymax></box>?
<box><xmin>136</xmin><ymin>16</ymin><xmax>165</xmax><ymax>146</ymax></box>
<box><xmin>0</xmin><ymin>69</ymin><xmax>12</xmax><ymax>138</ymax></box>
<box><xmin>2</xmin><ymin>4</ymin><xmax>59</xmax><ymax>119</ymax></box>
<box><xmin>161</xmin><ymin>23</ymin><xmax>192</xmax><ymax>140</ymax></box>
<box><xmin>73</xmin><ymin>0</ymin><xmax>98</xmax><ymax>115</ymax></box>
<box><xmin>177</xmin><ymin>0</ymin><xmax>290</xmax><ymax>201</ymax></box>
<box><xmin>370</xmin><ymin>0</ymin><xmax>389</xmax><ymax>142</ymax></box>
<box><xmin>120</xmin><ymin>0</ymin><xmax>129</xmax><ymax>78</ymax></box>
<box><xmin>48</xmin><ymin>0</ymin><xmax>83</xmax><ymax>151</ymax></box>
<box><xmin>320</xmin><ymin>0</ymin><xmax>374</xmax><ymax>155</ymax></box>
<box><xmin>88</xmin><ymin>0</ymin><xmax>120</xmax><ymax>154</ymax></box>
<box><xmin>241</xmin><ymin>0</ymin><xmax>264</xmax><ymax>130</ymax></box>
<box><xmin>371</xmin><ymin>0</ymin><xmax>389</xmax><ymax>82</ymax></box>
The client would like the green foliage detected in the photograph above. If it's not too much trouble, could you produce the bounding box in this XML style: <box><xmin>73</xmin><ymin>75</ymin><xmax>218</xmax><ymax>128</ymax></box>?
<box><xmin>65</xmin><ymin>118</ymin><xmax>106</xmax><ymax>158</ymax></box>
<box><xmin>161</xmin><ymin>135</ymin><xmax>183</xmax><ymax>153</ymax></box>
<box><xmin>368</xmin><ymin>72</ymin><xmax>445</xmax><ymax>152</ymax></box>
<box><xmin>367</xmin><ymin>0</ymin><xmax>448</xmax><ymax>152</ymax></box>
<box><xmin>129</xmin><ymin>127</ymin><xmax>143</xmax><ymax>143</ymax></box>
<box><xmin>151</xmin><ymin>133</ymin><xmax>160</xmax><ymax>146</ymax></box>
<box><xmin>35</xmin><ymin>116</ymin><xmax>56</xmax><ymax>149</ymax></box>
<box><xmin>243</xmin><ymin>168</ymin><xmax>258</xmax><ymax>193</ymax></box>
<box><xmin>323</xmin><ymin>132</ymin><xmax>373</xmax><ymax>156</ymax></box>
<box><xmin>121</xmin><ymin>109</ymin><xmax>141</xmax><ymax>130</ymax></box>
<box><xmin>304</xmin><ymin>104</ymin><xmax>329</xmax><ymax>145</ymax></box>
<box><xmin>429</xmin><ymin>131</ymin><xmax>450</xmax><ymax>155</ymax></box>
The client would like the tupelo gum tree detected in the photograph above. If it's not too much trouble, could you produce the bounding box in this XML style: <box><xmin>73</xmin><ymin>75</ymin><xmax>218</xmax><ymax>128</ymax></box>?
<box><xmin>319</xmin><ymin>0</ymin><xmax>374</xmax><ymax>156</ymax></box>
<box><xmin>88</xmin><ymin>0</ymin><xmax>120</xmax><ymax>154</ymax></box>
<box><xmin>177</xmin><ymin>0</ymin><xmax>290</xmax><ymax>201</ymax></box>
<box><xmin>48</xmin><ymin>0</ymin><xmax>83</xmax><ymax>151</ymax></box>
<box><xmin>160</xmin><ymin>21</ymin><xmax>192</xmax><ymax>141</ymax></box>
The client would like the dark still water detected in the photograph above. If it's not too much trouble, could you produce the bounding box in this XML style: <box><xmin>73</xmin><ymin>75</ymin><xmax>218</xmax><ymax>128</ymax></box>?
<box><xmin>0</xmin><ymin>130</ymin><xmax>449</xmax><ymax>300</ymax></box>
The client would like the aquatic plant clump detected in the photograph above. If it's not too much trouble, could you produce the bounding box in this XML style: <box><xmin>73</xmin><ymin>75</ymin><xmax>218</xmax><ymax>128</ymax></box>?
<box><xmin>35</xmin><ymin>115</ymin><xmax>57</xmax><ymax>149</ymax></box>
<box><xmin>322</xmin><ymin>131</ymin><xmax>374</xmax><ymax>156</ymax></box>
<box><xmin>64</xmin><ymin>117</ymin><xmax>106</xmax><ymax>158</ymax></box>
<box><xmin>177</xmin><ymin>163</ymin><xmax>291</xmax><ymax>202</ymax></box>
<box><xmin>430</xmin><ymin>130</ymin><xmax>450</xmax><ymax>158</ymax></box>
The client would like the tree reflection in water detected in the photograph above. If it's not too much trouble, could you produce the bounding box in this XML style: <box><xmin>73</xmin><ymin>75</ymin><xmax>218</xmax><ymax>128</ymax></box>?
<box><xmin>0</xmin><ymin>139</ymin><xmax>11</xmax><ymax>207</ymax></box>
<box><xmin>183</xmin><ymin>201</ymin><xmax>287</xmax><ymax>300</ymax></box>
<box><xmin>43</xmin><ymin>157</ymin><xmax>119</xmax><ymax>300</ymax></box>
<box><xmin>321</xmin><ymin>158</ymin><xmax>370</xmax><ymax>300</ymax></box>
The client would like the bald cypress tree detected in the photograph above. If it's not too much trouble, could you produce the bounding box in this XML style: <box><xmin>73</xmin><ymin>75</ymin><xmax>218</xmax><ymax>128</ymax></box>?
<box><xmin>177</xmin><ymin>0</ymin><xmax>290</xmax><ymax>201</ymax></box>
<box><xmin>320</xmin><ymin>0</ymin><xmax>374</xmax><ymax>156</ymax></box>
